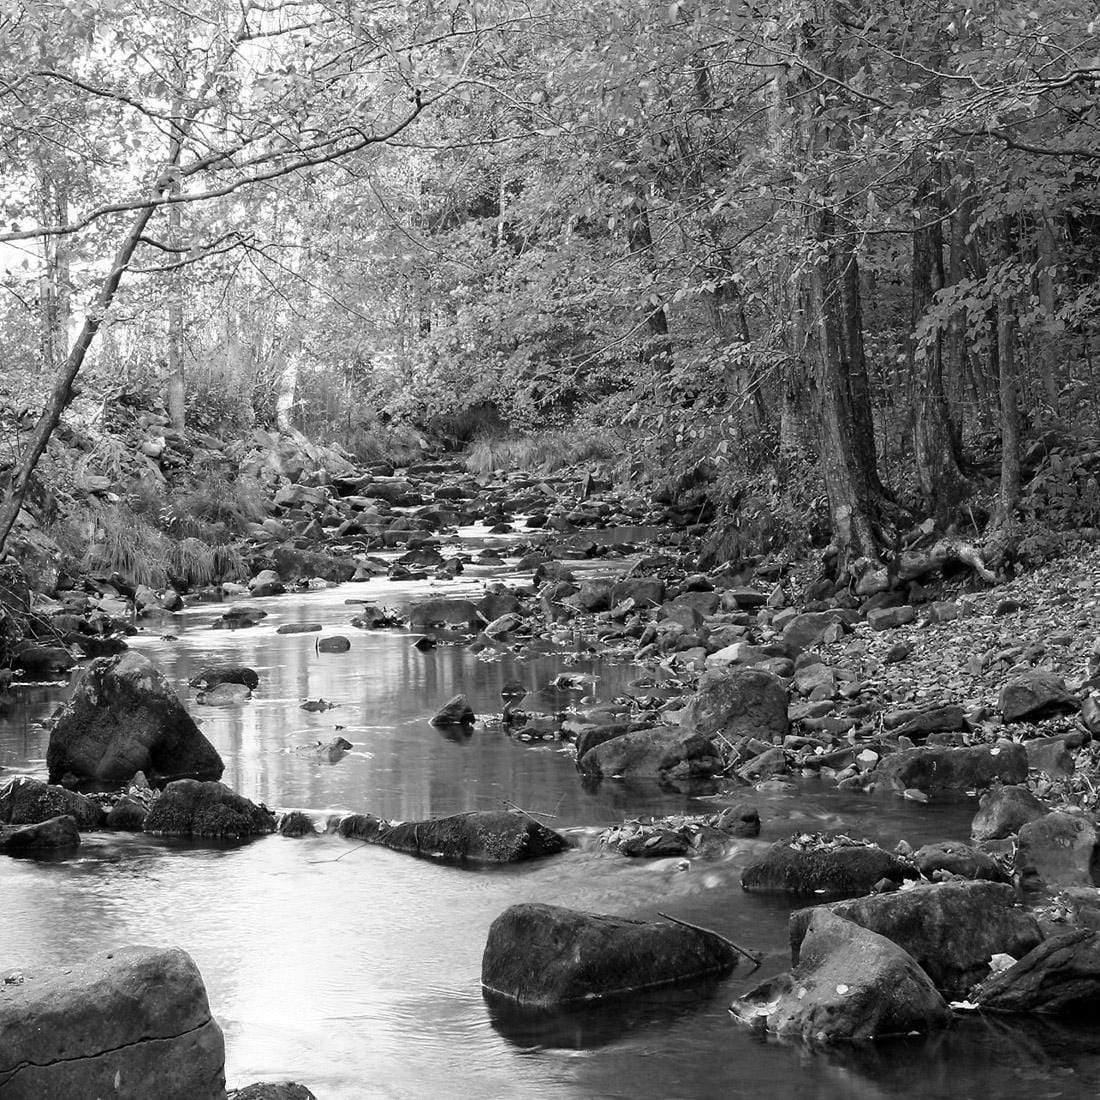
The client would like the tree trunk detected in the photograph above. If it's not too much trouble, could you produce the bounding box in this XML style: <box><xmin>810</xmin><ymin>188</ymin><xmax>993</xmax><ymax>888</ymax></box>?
<box><xmin>994</xmin><ymin>260</ymin><xmax>1021</xmax><ymax>525</ymax></box>
<box><xmin>166</xmin><ymin>183</ymin><xmax>185</xmax><ymax>429</ymax></box>
<box><xmin>911</xmin><ymin>170</ymin><xmax>967</xmax><ymax>526</ymax></box>
<box><xmin>0</xmin><ymin>205</ymin><xmax>158</xmax><ymax>554</ymax></box>
<box><xmin>626</xmin><ymin>188</ymin><xmax>672</xmax><ymax>365</ymax></box>
<box><xmin>791</xmin><ymin>1</ymin><xmax>886</xmax><ymax>568</ymax></box>
<box><xmin>1036</xmin><ymin>217</ymin><xmax>1061</xmax><ymax>409</ymax></box>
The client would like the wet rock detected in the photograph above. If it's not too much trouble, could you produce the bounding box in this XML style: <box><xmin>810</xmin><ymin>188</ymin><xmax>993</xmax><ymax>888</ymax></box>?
<box><xmin>876</xmin><ymin>742</ymin><xmax>1027</xmax><ymax>795</ymax></box>
<box><xmin>143</xmin><ymin>779</ymin><xmax>274</xmax><ymax>839</ymax></box>
<box><xmin>431</xmin><ymin>694</ymin><xmax>475</xmax><ymax>727</ymax></box>
<box><xmin>317</xmin><ymin>635</ymin><xmax>351</xmax><ymax>653</ymax></box>
<box><xmin>408</xmin><ymin>598</ymin><xmax>485</xmax><ymax>632</ymax></box>
<box><xmin>0</xmin><ymin>776</ymin><xmax>105</xmax><ymax>829</ymax></box>
<box><xmin>188</xmin><ymin>666</ymin><xmax>260</xmax><ymax>691</ymax></box>
<box><xmin>370</xmin><ymin>810</ymin><xmax>567</xmax><ymax>864</ymax></box>
<box><xmin>680</xmin><ymin>667</ymin><xmax>789</xmax><ymax>743</ymax></box>
<box><xmin>619</xmin><ymin>829</ymin><xmax>692</xmax><ymax>857</ymax></box>
<box><xmin>742</xmin><ymin>837</ymin><xmax>917</xmax><ymax>897</ymax></box>
<box><xmin>105</xmin><ymin>795</ymin><xmax>148</xmax><ymax>831</ymax></box>
<box><xmin>277</xmin><ymin>811</ymin><xmax>318</xmax><ymax>837</ymax></box>
<box><xmin>196</xmin><ymin>682</ymin><xmax>252</xmax><ymax>706</ymax></box>
<box><xmin>0</xmin><ymin>945</ymin><xmax>225</xmax><ymax>1099</ymax></box>
<box><xmin>12</xmin><ymin>645</ymin><xmax>76</xmax><ymax>676</ymax></box>
<box><xmin>0</xmin><ymin>814</ymin><xmax>81</xmax><ymax>853</ymax></box>
<box><xmin>975</xmin><ymin>929</ymin><xmax>1100</xmax><ymax>1013</ymax></box>
<box><xmin>789</xmin><ymin>881</ymin><xmax>1040</xmax><ymax>998</ymax></box>
<box><xmin>578</xmin><ymin>727</ymin><xmax>721</xmax><ymax>784</ymax></box>
<box><xmin>210</xmin><ymin>606</ymin><xmax>267</xmax><ymax>629</ymax></box>
<box><xmin>481</xmin><ymin>903</ymin><xmax>736</xmax><ymax>1007</ymax></box>
<box><xmin>296</xmin><ymin>737</ymin><xmax>353</xmax><ymax>763</ymax></box>
<box><xmin>714</xmin><ymin>802</ymin><xmax>761</xmax><ymax>837</ymax></box>
<box><xmin>971</xmin><ymin>784</ymin><xmax>1049</xmax><ymax>841</ymax></box>
<box><xmin>1016</xmin><ymin>812</ymin><xmax>1100</xmax><ymax>890</ymax></box>
<box><xmin>572</xmin><ymin>722</ymin><xmax>635</xmax><ymax>761</ymax></box>
<box><xmin>248</xmin><ymin>569</ymin><xmax>285</xmax><ymax>597</ymax></box>
<box><xmin>231</xmin><ymin>1084</ymin><xmax>316</xmax><ymax>1100</ymax></box>
<box><xmin>999</xmin><ymin>671</ymin><xmax>1078</xmax><ymax>722</ymax></box>
<box><xmin>275</xmin><ymin>622</ymin><xmax>322</xmax><ymax>634</ymax></box>
<box><xmin>704</xmin><ymin>642</ymin><xmax>768</xmax><ymax>669</ymax></box>
<box><xmin>47</xmin><ymin>652</ymin><xmax>224</xmax><ymax>788</ymax></box>
<box><xmin>913</xmin><ymin>841</ymin><xmax>1008</xmax><ymax>882</ymax></box>
<box><xmin>732</xmin><ymin>910</ymin><xmax>949</xmax><ymax>1042</ymax></box>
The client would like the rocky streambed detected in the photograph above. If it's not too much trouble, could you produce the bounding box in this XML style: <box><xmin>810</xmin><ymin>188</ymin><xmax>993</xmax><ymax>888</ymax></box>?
<box><xmin>4</xmin><ymin>454</ymin><xmax>1100</xmax><ymax>1096</ymax></box>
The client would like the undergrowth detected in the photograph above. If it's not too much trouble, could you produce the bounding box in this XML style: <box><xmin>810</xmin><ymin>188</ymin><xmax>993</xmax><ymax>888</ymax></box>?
<box><xmin>464</xmin><ymin>430</ymin><xmax>617</xmax><ymax>477</ymax></box>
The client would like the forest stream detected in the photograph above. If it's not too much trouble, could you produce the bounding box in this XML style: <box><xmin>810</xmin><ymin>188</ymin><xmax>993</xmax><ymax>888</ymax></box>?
<box><xmin>4</xmin><ymin>528</ymin><xmax>1100</xmax><ymax>1099</ymax></box>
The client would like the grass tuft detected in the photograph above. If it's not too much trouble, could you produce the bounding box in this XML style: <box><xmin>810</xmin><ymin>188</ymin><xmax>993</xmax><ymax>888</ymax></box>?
<box><xmin>464</xmin><ymin>430</ymin><xmax>616</xmax><ymax>477</ymax></box>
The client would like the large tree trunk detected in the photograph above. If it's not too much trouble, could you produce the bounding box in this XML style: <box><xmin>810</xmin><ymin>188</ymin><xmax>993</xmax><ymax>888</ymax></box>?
<box><xmin>994</xmin><ymin>233</ymin><xmax>1022</xmax><ymax>526</ymax></box>
<box><xmin>792</xmin><ymin>1</ymin><xmax>887</xmax><ymax>568</ymax></box>
<box><xmin>911</xmin><ymin>170</ymin><xmax>967</xmax><ymax>526</ymax></box>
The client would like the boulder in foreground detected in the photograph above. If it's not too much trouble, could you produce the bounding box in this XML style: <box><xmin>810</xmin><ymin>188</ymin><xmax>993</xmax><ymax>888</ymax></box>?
<box><xmin>732</xmin><ymin>910</ymin><xmax>949</xmax><ymax>1042</ymax></box>
<box><xmin>338</xmin><ymin>809</ymin><xmax>566</xmax><ymax>864</ymax></box>
<box><xmin>975</xmin><ymin>929</ymin><xmax>1100</xmax><ymax>1013</ymax></box>
<box><xmin>143</xmin><ymin>779</ymin><xmax>274</xmax><ymax>839</ymax></box>
<box><xmin>481</xmin><ymin>902</ymin><xmax>736</xmax><ymax>1007</ymax></box>
<box><xmin>47</xmin><ymin>651</ymin><xmax>223</xmax><ymax>788</ymax></box>
<box><xmin>789</xmin><ymin>880</ymin><xmax>1041</xmax><ymax>998</ymax></box>
<box><xmin>0</xmin><ymin>945</ymin><xmax>225</xmax><ymax>1099</ymax></box>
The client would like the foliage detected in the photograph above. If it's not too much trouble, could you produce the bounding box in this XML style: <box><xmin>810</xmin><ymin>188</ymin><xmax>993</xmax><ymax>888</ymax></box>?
<box><xmin>464</xmin><ymin>430</ymin><xmax>618</xmax><ymax>477</ymax></box>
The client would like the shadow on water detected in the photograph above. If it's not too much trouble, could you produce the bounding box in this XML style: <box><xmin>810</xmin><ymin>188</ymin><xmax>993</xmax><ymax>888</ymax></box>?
<box><xmin>484</xmin><ymin>976</ymin><xmax>729</xmax><ymax>1051</ymax></box>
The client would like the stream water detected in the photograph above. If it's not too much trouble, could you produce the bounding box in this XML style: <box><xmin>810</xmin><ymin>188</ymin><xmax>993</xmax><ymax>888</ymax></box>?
<box><xmin>4</xmin><ymin>534</ymin><xmax>1100</xmax><ymax>1099</ymax></box>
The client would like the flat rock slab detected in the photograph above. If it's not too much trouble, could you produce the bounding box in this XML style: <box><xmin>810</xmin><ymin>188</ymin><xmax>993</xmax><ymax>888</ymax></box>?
<box><xmin>876</xmin><ymin>742</ymin><xmax>1027</xmax><ymax>794</ymax></box>
<box><xmin>789</xmin><ymin>880</ymin><xmax>1041</xmax><ymax>998</ymax></box>
<box><xmin>0</xmin><ymin>945</ymin><xmax>225</xmax><ymax>1099</ymax></box>
<box><xmin>143</xmin><ymin>779</ymin><xmax>275</xmax><ymax>839</ymax></box>
<box><xmin>975</xmin><ymin>929</ymin><xmax>1100</xmax><ymax>1013</ymax></box>
<box><xmin>47</xmin><ymin>651</ymin><xmax>223</xmax><ymax>788</ymax></box>
<box><xmin>732</xmin><ymin>910</ymin><xmax>949</xmax><ymax>1042</ymax></box>
<box><xmin>742</xmin><ymin>838</ymin><xmax>917</xmax><ymax>897</ymax></box>
<box><xmin>481</xmin><ymin>902</ymin><xmax>736</xmax><ymax>1007</ymax></box>
<box><xmin>338</xmin><ymin>810</ymin><xmax>568</xmax><ymax>864</ymax></box>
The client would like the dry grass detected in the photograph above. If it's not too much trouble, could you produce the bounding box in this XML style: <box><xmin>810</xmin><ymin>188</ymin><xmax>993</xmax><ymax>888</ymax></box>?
<box><xmin>464</xmin><ymin>431</ymin><xmax>617</xmax><ymax>477</ymax></box>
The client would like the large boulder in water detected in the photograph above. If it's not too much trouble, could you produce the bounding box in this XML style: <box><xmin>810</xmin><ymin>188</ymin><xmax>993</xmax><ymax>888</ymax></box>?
<box><xmin>481</xmin><ymin>903</ymin><xmax>736</xmax><ymax>1007</ymax></box>
<box><xmin>337</xmin><ymin>810</ymin><xmax>567</xmax><ymax>864</ymax></box>
<box><xmin>732</xmin><ymin>909</ymin><xmax>949</xmax><ymax>1042</ymax></box>
<box><xmin>143</xmin><ymin>779</ymin><xmax>274</xmax><ymax>839</ymax></box>
<box><xmin>0</xmin><ymin>776</ymin><xmax>104</xmax><ymax>829</ymax></box>
<box><xmin>742</xmin><ymin>836</ymin><xmax>917</xmax><ymax>897</ymax></box>
<box><xmin>680</xmin><ymin>667</ymin><xmax>789</xmax><ymax>743</ymax></box>
<box><xmin>971</xmin><ymin>784</ymin><xmax>1049</xmax><ymax>841</ymax></box>
<box><xmin>975</xmin><ymin>929</ymin><xmax>1100</xmax><ymax>1013</ymax></box>
<box><xmin>47</xmin><ymin>652</ymin><xmax>223</xmax><ymax>788</ymax></box>
<box><xmin>408</xmin><ymin>598</ymin><xmax>485</xmax><ymax>632</ymax></box>
<box><xmin>0</xmin><ymin>945</ymin><xmax>225</xmax><ymax>1099</ymax></box>
<box><xmin>789</xmin><ymin>881</ymin><xmax>1041</xmax><ymax>998</ymax></box>
<box><xmin>1015</xmin><ymin>812</ymin><xmax>1100</xmax><ymax>890</ymax></box>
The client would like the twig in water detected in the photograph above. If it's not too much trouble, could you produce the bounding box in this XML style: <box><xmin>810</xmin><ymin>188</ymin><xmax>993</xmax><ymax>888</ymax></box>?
<box><xmin>307</xmin><ymin>841</ymin><xmax>370</xmax><ymax>864</ymax></box>
<box><xmin>658</xmin><ymin>911</ymin><xmax>762</xmax><ymax>971</ymax></box>
<box><xmin>503</xmin><ymin>794</ymin><xmax>563</xmax><ymax>821</ymax></box>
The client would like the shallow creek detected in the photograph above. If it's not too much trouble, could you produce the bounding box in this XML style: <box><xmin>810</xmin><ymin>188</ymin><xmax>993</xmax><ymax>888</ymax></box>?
<box><xmin>3</xmin><ymin>537</ymin><xmax>1100</xmax><ymax>1098</ymax></box>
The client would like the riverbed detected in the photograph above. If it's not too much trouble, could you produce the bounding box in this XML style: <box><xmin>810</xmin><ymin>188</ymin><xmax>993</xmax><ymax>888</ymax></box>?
<box><xmin>3</xmin><ymin>540</ymin><xmax>1100</xmax><ymax>1099</ymax></box>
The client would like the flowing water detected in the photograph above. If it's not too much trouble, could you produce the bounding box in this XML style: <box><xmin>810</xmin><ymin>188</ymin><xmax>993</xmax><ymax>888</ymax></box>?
<box><xmin>3</xmin><ymin>535</ymin><xmax>1100</xmax><ymax>1099</ymax></box>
